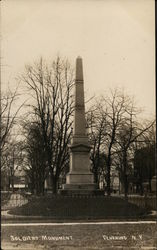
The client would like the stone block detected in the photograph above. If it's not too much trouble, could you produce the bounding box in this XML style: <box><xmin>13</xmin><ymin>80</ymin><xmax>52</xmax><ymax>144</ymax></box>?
<box><xmin>66</xmin><ymin>172</ymin><xmax>94</xmax><ymax>184</ymax></box>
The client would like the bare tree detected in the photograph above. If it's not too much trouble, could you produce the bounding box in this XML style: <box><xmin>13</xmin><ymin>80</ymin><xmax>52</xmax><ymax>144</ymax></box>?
<box><xmin>87</xmin><ymin>89</ymin><xmax>152</xmax><ymax>196</ymax></box>
<box><xmin>1</xmin><ymin>139</ymin><xmax>24</xmax><ymax>191</ymax></box>
<box><xmin>87</xmin><ymin>102</ymin><xmax>107</xmax><ymax>187</ymax></box>
<box><xmin>21</xmin><ymin>57</ymin><xmax>74</xmax><ymax>193</ymax></box>
<box><xmin>115</xmin><ymin>104</ymin><xmax>155</xmax><ymax>198</ymax></box>
<box><xmin>132</xmin><ymin>121</ymin><xmax>155</xmax><ymax>194</ymax></box>
<box><xmin>22</xmin><ymin>120</ymin><xmax>48</xmax><ymax>195</ymax></box>
<box><xmin>0</xmin><ymin>85</ymin><xmax>25</xmax><ymax>191</ymax></box>
<box><xmin>0</xmin><ymin>86</ymin><xmax>23</xmax><ymax>152</ymax></box>
<box><xmin>101</xmin><ymin>89</ymin><xmax>132</xmax><ymax>196</ymax></box>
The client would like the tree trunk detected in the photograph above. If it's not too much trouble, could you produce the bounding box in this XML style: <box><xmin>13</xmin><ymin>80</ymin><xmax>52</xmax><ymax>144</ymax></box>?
<box><xmin>148</xmin><ymin>177</ymin><xmax>152</xmax><ymax>193</ymax></box>
<box><xmin>106</xmin><ymin>165</ymin><xmax>111</xmax><ymax>196</ymax></box>
<box><xmin>50</xmin><ymin>173</ymin><xmax>58</xmax><ymax>194</ymax></box>
<box><xmin>93</xmin><ymin>167</ymin><xmax>99</xmax><ymax>188</ymax></box>
<box><xmin>52</xmin><ymin>178</ymin><xmax>58</xmax><ymax>194</ymax></box>
<box><xmin>106</xmin><ymin>153</ymin><xmax>111</xmax><ymax>196</ymax></box>
<box><xmin>124</xmin><ymin>174</ymin><xmax>128</xmax><ymax>199</ymax></box>
<box><xmin>11</xmin><ymin>175</ymin><xmax>14</xmax><ymax>192</ymax></box>
<box><xmin>123</xmin><ymin>152</ymin><xmax>128</xmax><ymax>199</ymax></box>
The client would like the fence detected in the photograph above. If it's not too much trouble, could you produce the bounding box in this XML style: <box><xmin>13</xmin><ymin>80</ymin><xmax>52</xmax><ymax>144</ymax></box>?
<box><xmin>128</xmin><ymin>195</ymin><xmax>156</xmax><ymax>210</ymax></box>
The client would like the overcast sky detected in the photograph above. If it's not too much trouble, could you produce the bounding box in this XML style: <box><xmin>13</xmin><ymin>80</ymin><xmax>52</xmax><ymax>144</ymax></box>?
<box><xmin>1</xmin><ymin>0</ymin><xmax>155</xmax><ymax>118</ymax></box>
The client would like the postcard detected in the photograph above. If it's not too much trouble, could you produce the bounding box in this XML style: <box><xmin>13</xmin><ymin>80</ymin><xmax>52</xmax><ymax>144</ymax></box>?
<box><xmin>1</xmin><ymin>0</ymin><xmax>156</xmax><ymax>249</ymax></box>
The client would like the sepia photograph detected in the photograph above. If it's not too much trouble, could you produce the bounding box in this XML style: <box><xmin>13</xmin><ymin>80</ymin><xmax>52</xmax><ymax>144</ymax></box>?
<box><xmin>1</xmin><ymin>0</ymin><xmax>156</xmax><ymax>249</ymax></box>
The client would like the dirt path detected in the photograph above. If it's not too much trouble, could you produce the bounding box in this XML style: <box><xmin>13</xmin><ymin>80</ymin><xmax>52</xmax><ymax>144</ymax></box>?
<box><xmin>1</xmin><ymin>221</ymin><xmax>157</xmax><ymax>250</ymax></box>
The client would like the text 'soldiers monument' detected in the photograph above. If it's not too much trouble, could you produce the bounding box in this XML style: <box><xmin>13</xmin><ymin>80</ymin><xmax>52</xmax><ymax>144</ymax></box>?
<box><xmin>62</xmin><ymin>57</ymin><xmax>97</xmax><ymax>194</ymax></box>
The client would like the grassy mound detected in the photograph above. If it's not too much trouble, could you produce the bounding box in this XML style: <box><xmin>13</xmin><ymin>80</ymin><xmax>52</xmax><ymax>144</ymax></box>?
<box><xmin>8</xmin><ymin>195</ymin><xmax>148</xmax><ymax>219</ymax></box>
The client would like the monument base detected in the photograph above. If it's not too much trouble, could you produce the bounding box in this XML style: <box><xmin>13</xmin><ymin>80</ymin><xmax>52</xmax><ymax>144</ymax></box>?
<box><xmin>62</xmin><ymin>183</ymin><xmax>97</xmax><ymax>190</ymax></box>
<box><xmin>59</xmin><ymin>188</ymin><xmax>104</xmax><ymax>196</ymax></box>
<box><xmin>66</xmin><ymin>172</ymin><xmax>94</xmax><ymax>184</ymax></box>
<box><xmin>60</xmin><ymin>182</ymin><xmax>104</xmax><ymax>196</ymax></box>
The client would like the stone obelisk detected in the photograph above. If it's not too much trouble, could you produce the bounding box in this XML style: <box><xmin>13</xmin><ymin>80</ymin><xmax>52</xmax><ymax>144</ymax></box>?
<box><xmin>62</xmin><ymin>57</ymin><xmax>97</xmax><ymax>195</ymax></box>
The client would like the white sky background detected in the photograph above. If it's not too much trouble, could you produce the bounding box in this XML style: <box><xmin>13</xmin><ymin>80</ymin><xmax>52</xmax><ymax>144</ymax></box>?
<box><xmin>1</xmin><ymin>0</ymin><xmax>155</xmax><ymax>119</ymax></box>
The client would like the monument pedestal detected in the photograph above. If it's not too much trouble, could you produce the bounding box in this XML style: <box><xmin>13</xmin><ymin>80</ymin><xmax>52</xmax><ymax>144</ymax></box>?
<box><xmin>61</xmin><ymin>143</ymin><xmax>102</xmax><ymax>195</ymax></box>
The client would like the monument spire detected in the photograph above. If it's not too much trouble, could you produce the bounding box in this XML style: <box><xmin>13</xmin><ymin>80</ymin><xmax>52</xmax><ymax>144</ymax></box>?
<box><xmin>73</xmin><ymin>56</ymin><xmax>86</xmax><ymax>137</ymax></box>
<box><xmin>61</xmin><ymin>57</ymin><xmax>101</xmax><ymax>195</ymax></box>
<box><xmin>72</xmin><ymin>57</ymin><xmax>89</xmax><ymax>146</ymax></box>
<box><xmin>76</xmin><ymin>56</ymin><xmax>83</xmax><ymax>81</ymax></box>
